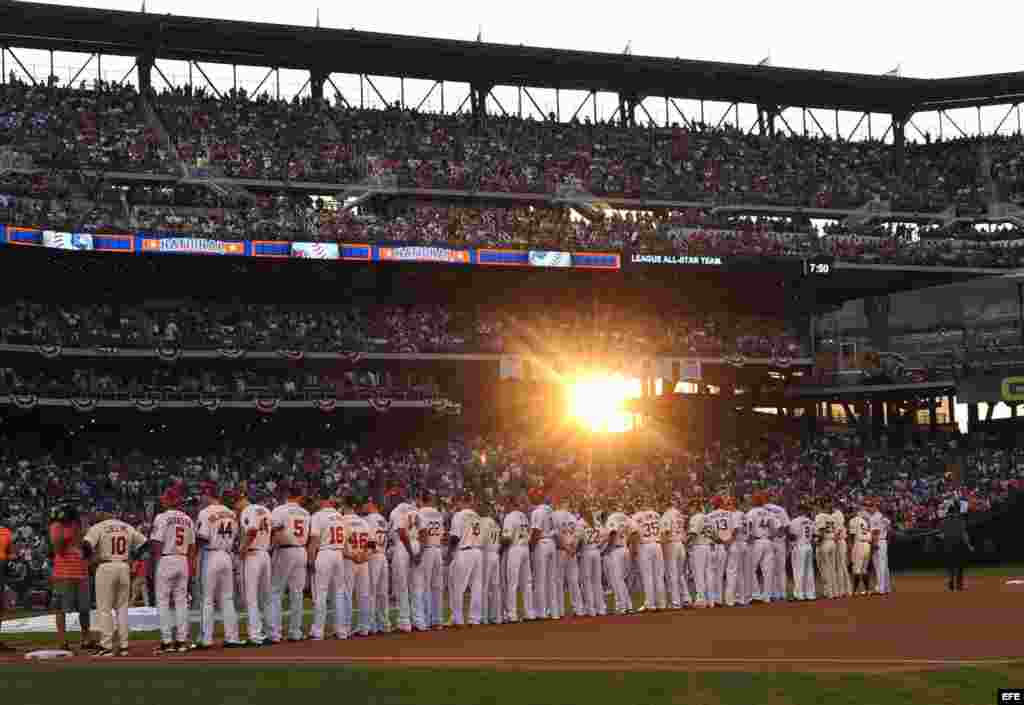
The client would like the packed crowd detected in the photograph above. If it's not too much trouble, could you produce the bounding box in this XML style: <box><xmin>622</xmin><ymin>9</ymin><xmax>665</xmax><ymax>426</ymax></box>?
<box><xmin>0</xmin><ymin>302</ymin><xmax>805</xmax><ymax>358</ymax></box>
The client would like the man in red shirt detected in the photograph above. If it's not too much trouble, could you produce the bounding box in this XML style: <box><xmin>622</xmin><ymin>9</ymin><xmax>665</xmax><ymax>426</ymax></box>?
<box><xmin>0</xmin><ymin>519</ymin><xmax>15</xmax><ymax>652</ymax></box>
<box><xmin>49</xmin><ymin>504</ymin><xmax>98</xmax><ymax>652</ymax></box>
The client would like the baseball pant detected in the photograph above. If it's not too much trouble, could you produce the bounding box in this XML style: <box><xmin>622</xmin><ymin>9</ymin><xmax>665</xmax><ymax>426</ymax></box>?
<box><xmin>504</xmin><ymin>544</ymin><xmax>535</xmax><ymax>621</ymax></box>
<box><xmin>347</xmin><ymin>559</ymin><xmax>372</xmax><ymax>635</ymax></box>
<box><xmin>816</xmin><ymin>540</ymin><xmax>837</xmax><ymax>598</ymax></box>
<box><xmin>94</xmin><ymin>561</ymin><xmax>131</xmax><ymax>652</ymax></box>
<box><xmin>311</xmin><ymin>550</ymin><xmax>346</xmax><ymax>639</ymax></box>
<box><xmin>663</xmin><ymin>542</ymin><xmax>690</xmax><ymax>608</ymax></box>
<box><xmin>689</xmin><ymin>544</ymin><xmax>710</xmax><ymax>605</ymax></box>
<box><xmin>200</xmin><ymin>550</ymin><xmax>239</xmax><ymax>645</ymax></box>
<box><xmin>242</xmin><ymin>551</ymin><xmax>271</xmax><ymax>642</ymax></box>
<box><xmin>450</xmin><ymin>548</ymin><xmax>483</xmax><ymax>626</ymax></box>
<box><xmin>270</xmin><ymin>547</ymin><xmax>307</xmax><ymax>641</ymax></box>
<box><xmin>635</xmin><ymin>542</ymin><xmax>666</xmax><ymax>610</ymax></box>
<box><xmin>750</xmin><ymin>538</ymin><xmax>774</xmax><ymax>603</ymax></box>
<box><xmin>390</xmin><ymin>548</ymin><xmax>413</xmax><ymax>631</ymax></box>
<box><xmin>724</xmin><ymin>543</ymin><xmax>743</xmax><ymax>607</ymax></box>
<box><xmin>872</xmin><ymin>542</ymin><xmax>890</xmax><ymax>593</ymax></box>
<box><xmin>482</xmin><ymin>550</ymin><xmax>502</xmax><ymax>623</ymax></box>
<box><xmin>851</xmin><ymin>541</ymin><xmax>871</xmax><ymax>581</ymax></box>
<box><xmin>580</xmin><ymin>548</ymin><xmax>604</xmax><ymax>615</ymax></box>
<box><xmin>835</xmin><ymin>540</ymin><xmax>851</xmax><ymax>597</ymax></box>
<box><xmin>791</xmin><ymin>543</ymin><xmax>815</xmax><ymax>599</ymax></box>
<box><xmin>532</xmin><ymin>539</ymin><xmax>556</xmax><ymax>619</ymax></box>
<box><xmin>411</xmin><ymin>546</ymin><xmax>442</xmax><ymax>629</ymax></box>
<box><xmin>558</xmin><ymin>550</ymin><xmax>585</xmax><ymax>616</ymax></box>
<box><xmin>744</xmin><ymin>542</ymin><xmax>757</xmax><ymax>601</ymax></box>
<box><xmin>155</xmin><ymin>555</ymin><xmax>190</xmax><ymax>644</ymax></box>
<box><xmin>772</xmin><ymin>539</ymin><xmax>788</xmax><ymax>599</ymax></box>
<box><xmin>707</xmin><ymin>545</ymin><xmax>725</xmax><ymax>605</ymax></box>
<box><xmin>367</xmin><ymin>553</ymin><xmax>389</xmax><ymax>633</ymax></box>
<box><xmin>604</xmin><ymin>547</ymin><xmax>631</xmax><ymax>613</ymax></box>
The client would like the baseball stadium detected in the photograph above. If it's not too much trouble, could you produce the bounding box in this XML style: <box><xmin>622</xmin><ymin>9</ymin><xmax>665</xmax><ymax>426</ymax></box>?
<box><xmin>1</xmin><ymin>2</ymin><xmax>1024</xmax><ymax>703</ymax></box>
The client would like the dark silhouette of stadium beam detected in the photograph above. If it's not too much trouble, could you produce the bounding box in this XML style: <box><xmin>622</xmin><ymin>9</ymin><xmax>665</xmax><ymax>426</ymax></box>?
<box><xmin>364</xmin><ymin>74</ymin><xmax>388</xmax><ymax>108</ymax></box>
<box><xmin>776</xmin><ymin>110</ymin><xmax>797</xmax><ymax>137</ymax></box>
<box><xmin>310</xmin><ymin>69</ymin><xmax>327</xmax><ymax>102</ymax></box>
<box><xmin>66</xmin><ymin>53</ymin><xmax>95</xmax><ymax>87</ymax></box>
<box><xmin>4</xmin><ymin>46</ymin><xmax>37</xmax><ymax>85</ymax></box>
<box><xmin>252</xmin><ymin>66</ymin><xmax>274</xmax><ymax>98</ymax></box>
<box><xmin>521</xmin><ymin>87</ymin><xmax>546</xmax><ymax>120</ymax></box>
<box><xmin>413</xmin><ymin>80</ymin><xmax>440</xmax><ymax>112</ymax></box>
<box><xmin>151</xmin><ymin>61</ymin><xmax>174</xmax><ymax>92</ymax></box>
<box><xmin>116</xmin><ymin>61</ymin><xmax>136</xmax><ymax>88</ymax></box>
<box><xmin>806</xmin><ymin>108</ymin><xmax>827</xmax><ymax>137</ymax></box>
<box><xmin>570</xmin><ymin>91</ymin><xmax>594</xmax><ymax>122</ymax></box>
<box><xmin>846</xmin><ymin>112</ymin><xmax>868</xmax><ymax>141</ymax></box>
<box><xmin>891</xmin><ymin>112</ymin><xmax>909</xmax><ymax>175</ymax></box>
<box><xmin>940</xmin><ymin>110</ymin><xmax>968</xmax><ymax>138</ymax></box>
<box><xmin>993</xmin><ymin>102</ymin><xmax>1018</xmax><ymax>135</ymax></box>
<box><xmin>667</xmin><ymin>99</ymin><xmax>693</xmax><ymax>129</ymax></box>
<box><xmin>487</xmin><ymin>88</ymin><xmax>508</xmax><ymax>117</ymax></box>
<box><xmin>325</xmin><ymin>75</ymin><xmax>350</xmax><ymax>108</ymax></box>
<box><xmin>714</xmin><ymin>102</ymin><xmax>736</xmax><ymax>129</ymax></box>
<box><xmin>191</xmin><ymin>61</ymin><xmax>223</xmax><ymax>100</ymax></box>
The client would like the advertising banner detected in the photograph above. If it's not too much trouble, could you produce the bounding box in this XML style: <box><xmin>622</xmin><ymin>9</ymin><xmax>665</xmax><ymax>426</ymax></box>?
<box><xmin>251</xmin><ymin>240</ymin><xmax>291</xmax><ymax>258</ymax></box>
<box><xmin>137</xmin><ymin>236</ymin><xmax>247</xmax><ymax>256</ymax></box>
<box><xmin>291</xmin><ymin>242</ymin><xmax>339</xmax><ymax>260</ymax></box>
<box><xmin>571</xmin><ymin>252</ymin><xmax>621</xmax><ymax>270</ymax></box>
<box><xmin>629</xmin><ymin>252</ymin><xmax>726</xmax><ymax>267</ymax></box>
<box><xmin>92</xmin><ymin>234</ymin><xmax>135</xmax><ymax>253</ymax></box>
<box><xmin>42</xmin><ymin>231</ymin><xmax>93</xmax><ymax>251</ymax></box>
<box><xmin>528</xmin><ymin>250</ymin><xmax>572</xmax><ymax>268</ymax></box>
<box><xmin>5</xmin><ymin>226</ymin><xmax>42</xmax><ymax>246</ymax></box>
<box><xmin>376</xmin><ymin>245</ymin><xmax>471</xmax><ymax>264</ymax></box>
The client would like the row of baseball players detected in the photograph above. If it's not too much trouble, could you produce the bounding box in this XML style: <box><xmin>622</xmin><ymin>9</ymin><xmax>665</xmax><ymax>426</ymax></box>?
<box><xmin>80</xmin><ymin>481</ymin><xmax>895</xmax><ymax>655</ymax></box>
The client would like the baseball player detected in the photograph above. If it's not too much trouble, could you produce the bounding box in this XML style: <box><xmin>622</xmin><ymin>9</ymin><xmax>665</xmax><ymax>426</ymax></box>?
<box><xmin>195</xmin><ymin>483</ymin><xmax>242</xmax><ymax>649</ymax></box>
<box><xmin>151</xmin><ymin>488</ymin><xmax>196</xmax><ymax>654</ymax></box>
<box><xmin>764</xmin><ymin>491</ymin><xmax>790</xmax><ymax>601</ymax></box>
<box><xmin>722</xmin><ymin>496</ymin><xmax>746</xmax><ymax>607</ymax></box>
<box><xmin>704</xmin><ymin>496</ymin><xmax>729</xmax><ymax>607</ymax></box>
<box><xmin>269</xmin><ymin>483</ymin><xmax>311</xmax><ymax>643</ymax></box>
<box><xmin>413</xmin><ymin>492</ymin><xmax>444</xmax><ymax>630</ymax></box>
<box><xmin>308</xmin><ymin>491</ymin><xmax>346</xmax><ymax>640</ymax></box>
<box><xmin>630</xmin><ymin>503</ymin><xmax>666</xmax><ymax>611</ymax></box>
<box><xmin>340</xmin><ymin>498</ymin><xmax>373</xmax><ymax>636</ymax></box>
<box><xmin>848</xmin><ymin>503</ymin><xmax>872</xmax><ymax>596</ymax></box>
<box><xmin>686</xmin><ymin>497</ymin><xmax>711</xmax><ymax>608</ymax></box>
<box><xmin>788</xmin><ymin>502</ymin><xmax>816</xmax><ymax>601</ymax></box>
<box><xmin>479</xmin><ymin>509</ymin><xmax>503</xmax><ymax>625</ymax></box>
<box><xmin>447</xmin><ymin>494</ymin><xmax>483</xmax><ymax>627</ymax></box>
<box><xmin>237</xmin><ymin>492</ymin><xmax>272</xmax><ymax>646</ymax></box>
<box><xmin>362</xmin><ymin>499</ymin><xmax>391</xmax><ymax>634</ymax></box>
<box><xmin>746</xmin><ymin>492</ymin><xmax>776</xmax><ymax>604</ymax></box>
<box><xmin>552</xmin><ymin>497</ymin><xmax>583</xmax><ymax>618</ymax></box>
<box><xmin>814</xmin><ymin>498</ymin><xmax>838</xmax><ymax>599</ymax></box>
<box><xmin>388</xmin><ymin>495</ymin><xmax>419</xmax><ymax>633</ymax></box>
<box><xmin>660</xmin><ymin>497</ymin><xmax>690</xmax><ymax>609</ymax></box>
<box><xmin>578</xmin><ymin>509</ymin><xmax>604</xmax><ymax>616</ymax></box>
<box><xmin>832</xmin><ymin>502</ymin><xmax>851</xmax><ymax>598</ymax></box>
<box><xmin>82</xmin><ymin>499</ymin><xmax>148</xmax><ymax>657</ymax></box>
<box><xmin>869</xmin><ymin>499</ymin><xmax>891</xmax><ymax>594</ymax></box>
<box><xmin>529</xmin><ymin>495</ymin><xmax>556</xmax><ymax>619</ymax></box>
<box><xmin>501</xmin><ymin>495</ymin><xmax>535</xmax><ymax>623</ymax></box>
<box><xmin>603</xmin><ymin>507</ymin><xmax>633</xmax><ymax>614</ymax></box>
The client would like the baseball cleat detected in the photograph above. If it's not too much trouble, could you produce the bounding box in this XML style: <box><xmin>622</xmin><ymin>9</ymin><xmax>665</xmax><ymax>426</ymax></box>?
<box><xmin>153</xmin><ymin>642</ymin><xmax>176</xmax><ymax>655</ymax></box>
<box><xmin>224</xmin><ymin>642</ymin><xmax>245</xmax><ymax>649</ymax></box>
<box><xmin>118</xmin><ymin>648</ymin><xmax>130</xmax><ymax>657</ymax></box>
<box><xmin>192</xmin><ymin>643</ymin><xmax>213</xmax><ymax>651</ymax></box>
<box><xmin>175</xmin><ymin>642</ymin><xmax>196</xmax><ymax>653</ymax></box>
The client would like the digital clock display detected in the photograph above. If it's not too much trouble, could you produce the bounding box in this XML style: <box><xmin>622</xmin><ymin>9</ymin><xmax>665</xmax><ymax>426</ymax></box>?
<box><xmin>804</xmin><ymin>258</ymin><xmax>834</xmax><ymax>277</ymax></box>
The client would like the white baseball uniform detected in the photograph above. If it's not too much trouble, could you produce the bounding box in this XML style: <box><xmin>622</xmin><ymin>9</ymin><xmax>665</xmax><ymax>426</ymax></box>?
<box><xmin>239</xmin><ymin>503</ymin><xmax>272</xmax><ymax>643</ymax></box>
<box><xmin>412</xmin><ymin>505</ymin><xmax>444</xmax><ymax>629</ymax></box>
<box><xmin>479</xmin><ymin>515</ymin><xmax>503</xmax><ymax>624</ymax></box>
<box><xmin>530</xmin><ymin>504</ymin><xmax>556</xmax><ymax>619</ymax></box>
<box><xmin>764</xmin><ymin>503</ymin><xmax>790</xmax><ymax>600</ymax></box>
<box><xmin>388</xmin><ymin>502</ymin><xmax>418</xmax><ymax>632</ymax></box>
<box><xmin>869</xmin><ymin>511</ymin><xmax>891</xmax><ymax>594</ymax></box>
<box><xmin>814</xmin><ymin>511</ymin><xmax>838</xmax><ymax>598</ymax></box>
<box><xmin>151</xmin><ymin>509</ymin><xmax>195</xmax><ymax>645</ymax></box>
<box><xmin>746</xmin><ymin>506</ymin><xmax>776</xmax><ymax>603</ymax></box>
<box><xmin>449</xmin><ymin>508</ymin><xmax>483</xmax><ymax>626</ymax></box>
<box><xmin>341</xmin><ymin>513</ymin><xmax>372</xmax><ymax>635</ymax></box>
<box><xmin>502</xmin><ymin>509</ymin><xmax>535</xmax><ymax>622</ymax></box>
<box><xmin>831</xmin><ymin>510</ymin><xmax>850</xmax><ymax>597</ymax></box>
<box><xmin>84</xmin><ymin>519</ymin><xmax>147</xmax><ymax>652</ymax></box>
<box><xmin>788</xmin><ymin>515</ymin><xmax>815</xmax><ymax>600</ymax></box>
<box><xmin>552</xmin><ymin>508</ymin><xmax>583</xmax><ymax>618</ymax></box>
<box><xmin>577</xmin><ymin>518</ymin><xmax>603</xmax><ymax>616</ymax></box>
<box><xmin>604</xmin><ymin>512</ymin><xmax>632</xmax><ymax>614</ymax></box>
<box><xmin>630</xmin><ymin>509</ymin><xmax>666</xmax><ymax>610</ymax></box>
<box><xmin>196</xmin><ymin>503</ymin><xmax>240</xmax><ymax>645</ymax></box>
<box><xmin>309</xmin><ymin>506</ymin><xmax>346</xmax><ymax>639</ymax></box>
<box><xmin>364</xmin><ymin>511</ymin><xmax>390</xmax><ymax>634</ymax></box>
<box><xmin>849</xmin><ymin>514</ymin><xmax>872</xmax><ymax>578</ymax></box>
<box><xmin>705</xmin><ymin>509</ymin><xmax>732</xmax><ymax>606</ymax></box>
<box><xmin>687</xmin><ymin>510</ymin><xmax>711</xmax><ymax>606</ymax></box>
<box><xmin>269</xmin><ymin>501</ymin><xmax>311</xmax><ymax>641</ymax></box>
<box><xmin>724</xmin><ymin>509</ymin><xmax>746</xmax><ymax>607</ymax></box>
<box><xmin>660</xmin><ymin>508</ymin><xmax>690</xmax><ymax>608</ymax></box>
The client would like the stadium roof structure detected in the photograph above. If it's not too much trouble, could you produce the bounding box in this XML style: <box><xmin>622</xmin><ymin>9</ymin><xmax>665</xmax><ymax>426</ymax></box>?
<box><xmin>4</xmin><ymin>2</ymin><xmax>1024</xmax><ymax>115</ymax></box>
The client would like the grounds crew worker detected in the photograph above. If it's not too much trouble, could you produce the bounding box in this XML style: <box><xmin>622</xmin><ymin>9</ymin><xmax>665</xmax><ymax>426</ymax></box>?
<box><xmin>939</xmin><ymin>500</ymin><xmax>974</xmax><ymax>592</ymax></box>
<box><xmin>82</xmin><ymin>499</ymin><xmax>148</xmax><ymax>657</ymax></box>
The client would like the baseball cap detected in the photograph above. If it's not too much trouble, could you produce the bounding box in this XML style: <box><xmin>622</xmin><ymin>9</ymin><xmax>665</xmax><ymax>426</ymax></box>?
<box><xmin>97</xmin><ymin>497</ymin><xmax>116</xmax><ymax>513</ymax></box>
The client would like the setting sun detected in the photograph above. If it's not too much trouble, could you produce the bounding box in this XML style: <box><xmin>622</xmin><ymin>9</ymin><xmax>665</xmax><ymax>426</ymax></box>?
<box><xmin>567</xmin><ymin>373</ymin><xmax>642</xmax><ymax>433</ymax></box>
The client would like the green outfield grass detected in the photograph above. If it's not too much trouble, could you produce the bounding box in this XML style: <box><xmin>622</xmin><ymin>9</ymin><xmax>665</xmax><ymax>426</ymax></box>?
<box><xmin>0</xmin><ymin>663</ymin><xmax>1019</xmax><ymax>705</ymax></box>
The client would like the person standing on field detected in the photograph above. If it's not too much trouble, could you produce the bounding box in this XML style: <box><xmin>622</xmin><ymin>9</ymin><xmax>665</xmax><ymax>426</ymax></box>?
<box><xmin>82</xmin><ymin>499</ymin><xmax>148</xmax><ymax>657</ymax></box>
<box><xmin>49</xmin><ymin>504</ymin><xmax>97</xmax><ymax>652</ymax></box>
